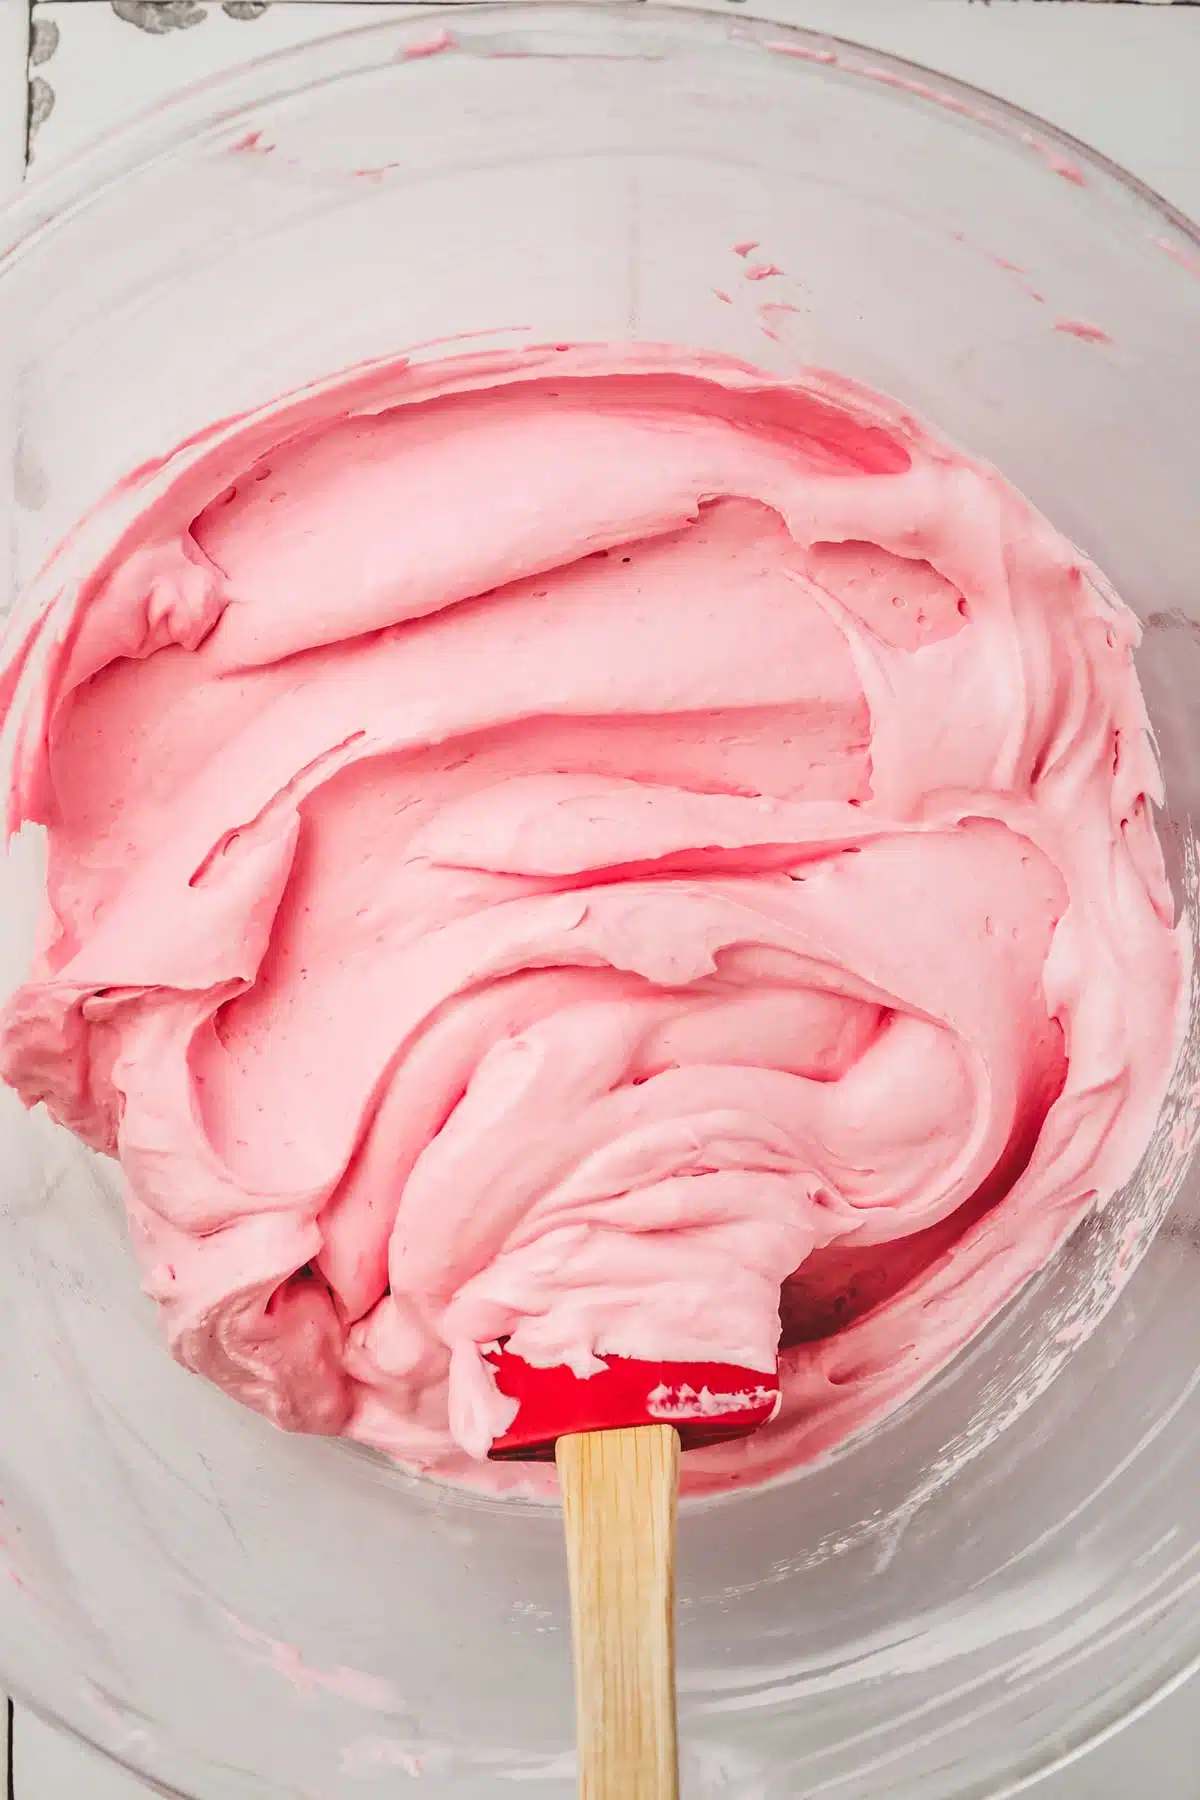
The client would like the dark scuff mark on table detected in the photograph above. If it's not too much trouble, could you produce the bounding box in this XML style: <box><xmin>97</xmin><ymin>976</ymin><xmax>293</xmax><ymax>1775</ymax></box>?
<box><xmin>109</xmin><ymin>2</ymin><xmax>275</xmax><ymax>32</ymax></box>
<box><xmin>26</xmin><ymin>77</ymin><xmax>55</xmax><ymax>159</ymax></box>
<box><xmin>30</xmin><ymin>18</ymin><xmax>59</xmax><ymax>68</ymax></box>
<box><xmin>111</xmin><ymin>1</ymin><xmax>209</xmax><ymax>29</ymax></box>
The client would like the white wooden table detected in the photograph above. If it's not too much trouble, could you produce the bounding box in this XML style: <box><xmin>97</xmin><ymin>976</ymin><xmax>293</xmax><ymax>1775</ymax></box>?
<box><xmin>0</xmin><ymin>2</ymin><xmax>1198</xmax><ymax>1795</ymax></box>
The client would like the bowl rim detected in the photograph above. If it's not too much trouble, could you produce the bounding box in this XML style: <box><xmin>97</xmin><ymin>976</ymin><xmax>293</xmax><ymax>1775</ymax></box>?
<box><xmin>2</xmin><ymin>0</ymin><xmax>1197</xmax><ymax>260</ymax></box>
<box><xmin>0</xmin><ymin>6</ymin><xmax>1196</xmax><ymax>1798</ymax></box>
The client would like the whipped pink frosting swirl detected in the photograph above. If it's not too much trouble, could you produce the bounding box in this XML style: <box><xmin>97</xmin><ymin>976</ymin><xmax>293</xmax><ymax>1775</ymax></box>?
<box><xmin>0</xmin><ymin>344</ymin><xmax>1182</xmax><ymax>1492</ymax></box>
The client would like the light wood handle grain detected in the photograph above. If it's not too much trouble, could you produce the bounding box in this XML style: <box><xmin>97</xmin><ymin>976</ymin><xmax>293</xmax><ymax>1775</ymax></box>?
<box><xmin>556</xmin><ymin>1423</ymin><xmax>681</xmax><ymax>1800</ymax></box>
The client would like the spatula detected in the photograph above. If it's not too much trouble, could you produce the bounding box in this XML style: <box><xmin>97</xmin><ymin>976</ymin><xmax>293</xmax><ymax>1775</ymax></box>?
<box><xmin>486</xmin><ymin>1344</ymin><xmax>781</xmax><ymax>1799</ymax></box>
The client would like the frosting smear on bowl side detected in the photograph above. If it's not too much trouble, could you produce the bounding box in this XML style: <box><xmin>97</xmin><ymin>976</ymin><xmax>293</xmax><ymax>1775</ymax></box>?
<box><xmin>0</xmin><ymin>343</ymin><xmax>1183</xmax><ymax>1494</ymax></box>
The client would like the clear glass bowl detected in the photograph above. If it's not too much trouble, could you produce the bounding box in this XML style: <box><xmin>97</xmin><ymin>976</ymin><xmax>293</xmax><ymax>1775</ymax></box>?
<box><xmin>0</xmin><ymin>8</ymin><xmax>1198</xmax><ymax>1798</ymax></box>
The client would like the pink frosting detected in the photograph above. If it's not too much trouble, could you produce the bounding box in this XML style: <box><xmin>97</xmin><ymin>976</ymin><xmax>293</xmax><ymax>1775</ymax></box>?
<box><xmin>0</xmin><ymin>343</ymin><xmax>1182</xmax><ymax>1494</ymax></box>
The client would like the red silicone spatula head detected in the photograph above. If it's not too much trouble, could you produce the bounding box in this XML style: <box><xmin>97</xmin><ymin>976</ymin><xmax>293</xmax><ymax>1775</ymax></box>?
<box><xmin>485</xmin><ymin>1342</ymin><xmax>781</xmax><ymax>1461</ymax></box>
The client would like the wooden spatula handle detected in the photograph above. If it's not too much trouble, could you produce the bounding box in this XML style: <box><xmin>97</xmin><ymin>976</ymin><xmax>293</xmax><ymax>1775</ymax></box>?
<box><xmin>556</xmin><ymin>1423</ymin><xmax>681</xmax><ymax>1799</ymax></box>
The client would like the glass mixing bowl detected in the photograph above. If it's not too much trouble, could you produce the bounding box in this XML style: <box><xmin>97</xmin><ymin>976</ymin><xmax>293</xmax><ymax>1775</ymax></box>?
<box><xmin>0</xmin><ymin>7</ymin><xmax>1198</xmax><ymax>1797</ymax></box>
